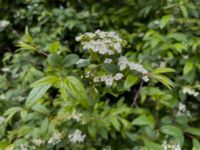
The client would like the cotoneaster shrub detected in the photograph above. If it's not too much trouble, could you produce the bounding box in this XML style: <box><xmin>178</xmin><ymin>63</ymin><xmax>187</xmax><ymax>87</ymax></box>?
<box><xmin>0</xmin><ymin>0</ymin><xmax>200</xmax><ymax>150</ymax></box>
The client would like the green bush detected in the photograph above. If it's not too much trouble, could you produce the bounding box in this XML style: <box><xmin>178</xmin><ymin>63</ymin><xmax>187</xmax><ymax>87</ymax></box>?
<box><xmin>0</xmin><ymin>0</ymin><xmax>200</xmax><ymax>149</ymax></box>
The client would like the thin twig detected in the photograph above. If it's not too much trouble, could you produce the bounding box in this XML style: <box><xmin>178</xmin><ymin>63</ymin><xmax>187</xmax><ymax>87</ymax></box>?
<box><xmin>36</xmin><ymin>50</ymin><xmax>48</xmax><ymax>57</ymax></box>
<box><xmin>131</xmin><ymin>80</ymin><xmax>144</xmax><ymax>107</ymax></box>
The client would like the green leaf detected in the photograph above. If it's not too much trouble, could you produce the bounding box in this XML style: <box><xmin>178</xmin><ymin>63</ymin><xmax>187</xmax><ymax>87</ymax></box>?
<box><xmin>160</xmin><ymin>125</ymin><xmax>184</xmax><ymax>145</ymax></box>
<box><xmin>160</xmin><ymin>15</ymin><xmax>171</xmax><ymax>29</ymax></box>
<box><xmin>144</xmin><ymin>141</ymin><xmax>164</xmax><ymax>150</ymax></box>
<box><xmin>185</xmin><ymin>127</ymin><xmax>200</xmax><ymax>137</ymax></box>
<box><xmin>152</xmin><ymin>67</ymin><xmax>175</xmax><ymax>74</ymax></box>
<box><xmin>26</xmin><ymin>84</ymin><xmax>51</xmax><ymax>107</ymax></box>
<box><xmin>192</xmin><ymin>138</ymin><xmax>200</xmax><ymax>150</ymax></box>
<box><xmin>101</xmin><ymin>63</ymin><xmax>118</xmax><ymax>74</ymax></box>
<box><xmin>183</xmin><ymin>61</ymin><xmax>193</xmax><ymax>75</ymax></box>
<box><xmin>49</xmin><ymin>41</ymin><xmax>60</xmax><ymax>53</ymax></box>
<box><xmin>32</xmin><ymin>104</ymin><xmax>50</xmax><ymax>115</ymax></box>
<box><xmin>31</xmin><ymin>76</ymin><xmax>58</xmax><ymax>87</ymax></box>
<box><xmin>124</xmin><ymin>75</ymin><xmax>138</xmax><ymax>89</ymax></box>
<box><xmin>151</xmin><ymin>74</ymin><xmax>173</xmax><ymax>90</ymax></box>
<box><xmin>63</xmin><ymin>54</ymin><xmax>79</xmax><ymax>67</ymax></box>
<box><xmin>160</xmin><ymin>125</ymin><xmax>182</xmax><ymax>137</ymax></box>
<box><xmin>132</xmin><ymin>115</ymin><xmax>155</xmax><ymax>127</ymax></box>
<box><xmin>180</xmin><ymin>6</ymin><xmax>188</xmax><ymax>18</ymax></box>
<box><xmin>47</xmin><ymin>53</ymin><xmax>62</xmax><ymax>67</ymax></box>
<box><xmin>4</xmin><ymin>107</ymin><xmax>22</xmax><ymax>122</ymax></box>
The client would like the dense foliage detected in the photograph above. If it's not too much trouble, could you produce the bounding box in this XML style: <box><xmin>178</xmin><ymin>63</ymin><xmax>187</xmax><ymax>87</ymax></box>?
<box><xmin>0</xmin><ymin>0</ymin><xmax>200</xmax><ymax>149</ymax></box>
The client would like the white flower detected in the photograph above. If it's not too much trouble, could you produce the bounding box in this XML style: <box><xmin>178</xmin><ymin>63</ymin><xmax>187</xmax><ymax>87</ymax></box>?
<box><xmin>76</xmin><ymin>30</ymin><xmax>123</xmax><ymax>55</ymax></box>
<box><xmin>32</xmin><ymin>139</ymin><xmax>45</xmax><ymax>146</ymax></box>
<box><xmin>114</xmin><ymin>73</ymin><xmax>123</xmax><ymax>81</ymax></box>
<box><xmin>128</xmin><ymin>62</ymin><xmax>148</xmax><ymax>74</ymax></box>
<box><xmin>176</xmin><ymin>102</ymin><xmax>191</xmax><ymax>118</ymax></box>
<box><xmin>118</xmin><ymin>56</ymin><xmax>128</xmax><ymax>70</ymax></box>
<box><xmin>1</xmin><ymin>67</ymin><xmax>10</xmax><ymax>72</ymax></box>
<box><xmin>71</xmin><ymin>110</ymin><xmax>83</xmax><ymax>122</ymax></box>
<box><xmin>101</xmin><ymin>75</ymin><xmax>114</xmax><ymax>86</ymax></box>
<box><xmin>0</xmin><ymin>116</ymin><xmax>4</xmax><ymax>124</ymax></box>
<box><xmin>0</xmin><ymin>20</ymin><xmax>10</xmax><ymax>28</ymax></box>
<box><xmin>48</xmin><ymin>130</ymin><xmax>62</xmax><ymax>145</ymax></box>
<box><xmin>183</xmin><ymin>87</ymin><xmax>199</xmax><ymax>97</ymax></box>
<box><xmin>68</xmin><ymin>129</ymin><xmax>86</xmax><ymax>144</ymax></box>
<box><xmin>142</xmin><ymin>76</ymin><xmax>150</xmax><ymax>82</ymax></box>
<box><xmin>104</xmin><ymin>58</ymin><xmax>112</xmax><ymax>63</ymax></box>
<box><xmin>162</xmin><ymin>140</ymin><xmax>181</xmax><ymax>150</ymax></box>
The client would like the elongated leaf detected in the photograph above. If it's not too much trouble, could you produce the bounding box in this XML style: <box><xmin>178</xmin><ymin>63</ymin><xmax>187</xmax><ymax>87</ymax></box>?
<box><xmin>132</xmin><ymin>115</ymin><xmax>155</xmax><ymax>127</ymax></box>
<box><xmin>183</xmin><ymin>61</ymin><xmax>193</xmax><ymax>75</ymax></box>
<box><xmin>144</xmin><ymin>141</ymin><xmax>164</xmax><ymax>150</ymax></box>
<box><xmin>151</xmin><ymin>74</ymin><xmax>174</xmax><ymax>90</ymax></box>
<box><xmin>160</xmin><ymin>15</ymin><xmax>171</xmax><ymax>29</ymax></box>
<box><xmin>4</xmin><ymin>107</ymin><xmax>22</xmax><ymax>122</ymax></box>
<box><xmin>185</xmin><ymin>127</ymin><xmax>200</xmax><ymax>137</ymax></box>
<box><xmin>32</xmin><ymin>104</ymin><xmax>50</xmax><ymax>115</ymax></box>
<box><xmin>26</xmin><ymin>84</ymin><xmax>51</xmax><ymax>107</ymax></box>
<box><xmin>152</xmin><ymin>67</ymin><xmax>175</xmax><ymax>74</ymax></box>
<box><xmin>31</xmin><ymin>76</ymin><xmax>58</xmax><ymax>87</ymax></box>
<box><xmin>124</xmin><ymin>75</ymin><xmax>138</xmax><ymax>89</ymax></box>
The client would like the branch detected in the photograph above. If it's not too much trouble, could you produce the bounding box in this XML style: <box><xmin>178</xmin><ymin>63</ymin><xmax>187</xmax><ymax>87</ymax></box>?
<box><xmin>131</xmin><ymin>80</ymin><xmax>144</xmax><ymax>107</ymax></box>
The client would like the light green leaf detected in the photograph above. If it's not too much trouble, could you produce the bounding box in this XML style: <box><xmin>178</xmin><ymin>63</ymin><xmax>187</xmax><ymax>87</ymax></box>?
<box><xmin>192</xmin><ymin>138</ymin><xmax>200</xmax><ymax>150</ymax></box>
<box><xmin>150</xmin><ymin>74</ymin><xmax>174</xmax><ymax>90</ymax></box>
<box><xmin>26</xmin><ymin>84</ymin><xmax>51</xmax><ymax>107</ymax></box>
<box><xmin>132</xmin><ymin>115</ymin><xmax>155</xmax><ymax>127</ymax></box>
<box><xmin>49</xmin><ymin>41</ymin><xmax>60</xmax><ymax>53</ymax></box>
<box><xmin>124</xmin><ymin>75</ymin><xmax>138</xmax><ymax>89</ymax></box>
<box><xmin>31</xmin><ymin>76</ymin><xmax>58</xmax><ymax>87</ymax></box>
<box><xmin>180</xmin><ymin>6</ymin><xmax>188</xmax><ymax>18</ymax></box>
<box><xmin>183</xmin><ymin>61</ymin><xmax>193</xmax><ymax>75</ymax></box>
<box><xmin>152</xmin><ymin>67</ymin><xmax>175</xmax><ymax>74</ymax></box>
<box><xmin>160</xmin><ymin>15</ymin><xmax>171</xmax><ymax>29</ymax></box>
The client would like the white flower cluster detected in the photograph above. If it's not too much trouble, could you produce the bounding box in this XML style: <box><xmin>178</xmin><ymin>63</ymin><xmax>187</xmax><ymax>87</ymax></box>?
<box><xmin>0</xmin><ymin>116</ymin><xmax>4</xmax><ymax>124</ymax></box>
<box><xmin>0</xmin><ymin>20</ymin><xmax>10</xmax><ymax>28</ymax></box>
<box><xmin>176</xmin><ymin>102</ymin><xmax>191</xmax><ymax>118</ymax></box>
<box><xmin>182</xmin><ymin>86</ymin><xmax>199</xmax><ymax>97</ymax></box>
<box><xmin>19</xmin><ymin>143</ymin><xmax>36</xmax><ymax>150</ymax></box>
<box><xmin>68</xmin><ymin>129</ymin><xmax>86</xmax><ymax>144</ymax></box>
<box><xmin>48</xmin><ymin>130</ymin><xmax>62</xmax><ymax>145</ymax></box>
<box><xmin>104</xmin><ymin>58</ymin><xmax>112</xmax><ymax>63</ymax></box>
<box><xmin>162</xmin><ymin>140</ymin><xmax>181</xmax><ymax>150</ymax></box>
<box><xmin>76</xmin><ymin>30</ymin><xmax>123</xmax><ymax>55</ymax></box>
<box><xmin>70</xmin><ymin>110</ymin><xmax>82</xmax><ymax>122</ymax></box>
<box><xmin>118</xmin><ymin>56</ymin><xmax>149</xmax><ymax>82</ymax></box>
<box><xmin>93</xmin><ymin>73</ymin><xmax>123</xmax><ymax>86</ymax></box>
<box><xmin>32</xmin><ymin>139</ymin><xmax>45</xmax><ymax>146</ymax></box>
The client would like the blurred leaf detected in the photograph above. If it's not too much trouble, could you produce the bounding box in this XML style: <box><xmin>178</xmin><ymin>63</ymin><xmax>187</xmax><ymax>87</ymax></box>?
<box><xmin>183</xmin><ymin>61</ymin><xmax>193</xmax><ymax>75</ymax></box>
<box><xmin>63</xmin><ymin>54</ymin><xmax>79</xmax><ymax>67</ymax></box>
<box><xmin>152</xmin><ymin>67</ymin><xmax>175</xmax><ymax>74</ymax></box>
<box><xmin>144</xmin><ymin>141</ymin><xmax>164</xmax><ymax>150</ymax></box>
<box><xmin>49</xmin><ymin>41</ymin><xmax>60</xmax><ymax>53</ymax></box>
<box><xmin>31</xmin><ymin>76</ymin><xmax>58</xmax><ymax>87</ymax></box>
<box><xmin>124</xmin><ymin>75</ymin><xmax>138</xmax><ymax>89</ymax></box>
<box><xmin>185</xmin><ymin>127</ymin><xmax>200</xmax><ymax>137</ymax></box>
<box><xmin>160</xmin><ymin>15</ymin><xmax>171</xmax><ymax>29</ymax></box>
